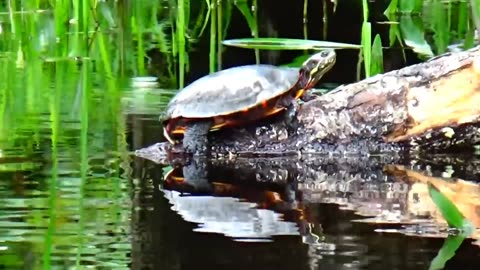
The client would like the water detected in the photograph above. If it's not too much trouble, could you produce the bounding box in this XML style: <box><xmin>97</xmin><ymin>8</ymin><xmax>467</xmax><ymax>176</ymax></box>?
<box><xmin>0</xmin><ymin>55</ymin><xmax>479</xmax><ymax>268</ymax></box>
<box><xmin>0</xmin><ymin>62</ymin><xmax>479</xmax><ymax>269</ymax></box>
<box><xmin>131</xmin><ymin>142</ymin><xmax>480</xmax><ymax>270</ymax></box>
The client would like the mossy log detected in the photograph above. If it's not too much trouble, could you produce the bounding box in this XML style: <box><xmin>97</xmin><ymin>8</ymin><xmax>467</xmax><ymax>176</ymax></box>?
<box><xmin>145</xmin><ymin>45</ymin><xmax>480</xmax><ymax>158</ymax></box>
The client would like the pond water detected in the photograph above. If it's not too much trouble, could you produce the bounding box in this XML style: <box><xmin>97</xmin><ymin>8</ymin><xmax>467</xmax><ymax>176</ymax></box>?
<box><xmin>1</xmin><ymin>70</ymin><xmax>479</xmax><ymax>269</ymax></box>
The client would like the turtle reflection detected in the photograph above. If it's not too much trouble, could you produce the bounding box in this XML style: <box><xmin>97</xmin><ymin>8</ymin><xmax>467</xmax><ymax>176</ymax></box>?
<box><xmin>161</xmin><ymin>157</ymin><xmax>316</xmax><ymax>242</ymax></box>
<box><xmin>159</xmin><ymin>155</ymin><xmax>480</xmax><ymax>246</ymax></box>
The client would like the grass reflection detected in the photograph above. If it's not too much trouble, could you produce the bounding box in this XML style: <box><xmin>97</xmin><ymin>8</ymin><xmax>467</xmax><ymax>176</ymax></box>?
<box><xmin>0</xmin><ymin>2</ymin><xmax>131</xmax><ymax>269</ymax></box>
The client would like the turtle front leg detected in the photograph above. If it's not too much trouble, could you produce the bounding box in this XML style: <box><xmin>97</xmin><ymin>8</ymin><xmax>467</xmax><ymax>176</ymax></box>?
<box><xmin>183</xmin><ymin>120</ymin><xmax>212</xmax><ymax>156</ymax></box>
<box><xmin>285</xmin><ymin>101</ymin><xmax>301</xmax><ymax>135</ymax></box>
<box><xmin>275</xmin><ymin>97</ymin><xmax>301</xmax><ymax>136</ymax></box>
<box><xmin>300</xmin><ymin>91</ymin><xmax>318</xmax><ymax>102</ymax></box>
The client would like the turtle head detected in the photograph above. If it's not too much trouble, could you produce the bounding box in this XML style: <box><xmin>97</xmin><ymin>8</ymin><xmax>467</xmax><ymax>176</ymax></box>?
<box><xmin>300</xmin><ymin>49</ymin><xmax>336</xmax><ymax>89</ymax></box>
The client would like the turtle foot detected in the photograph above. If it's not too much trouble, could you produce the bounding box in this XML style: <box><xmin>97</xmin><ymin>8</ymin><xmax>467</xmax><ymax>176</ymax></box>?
<box><xmin>284</xmin><ymin>102</ymin><xmax>300</xmax><ymax>136</ymax></box>
<box><xmin>183</xmin><ymin>120</ymin><xmax>212</xmax><ymax>156</ymax></box>
<box><xmin>300</xmin><ymin>92</ymin><xmax>318</xmax><ymax>102</ymax></box>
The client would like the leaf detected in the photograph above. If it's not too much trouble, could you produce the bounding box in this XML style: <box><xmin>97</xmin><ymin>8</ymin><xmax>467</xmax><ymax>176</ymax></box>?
<box><xmin>222</xmin><ymin>38</ymin><xmax>360</xmax><ymax>50</ymax></box>
<box><xmin>370</xmin><ymin>34</ymin><xmax>384</xmax><ymax>76</ymax></box>
<box><xmin>361</xmin><ymin>22</ymin><xmax>371</xmax><ymax>77</ymax></box>
<box><xmin>429</xmin><ymin>235</ymin><xmax>465</xmax><ymax>270</ymax></box>
<box><xmin>427</xmin><ymin>182</ymin><xmax>474</xmax><ymax>233</ymax></box>
<box><xmin>234</xmin><ymin>0</ymin><xmax>258</xmax><ymax>38</ymax></box>
<box><xmin>398</xmin><ymin>0</ymin><xmax>422</xmax><ymax>14</ymax></box>
<box><xmin>383</xmin><ymin>0</ymin><xmax>398</xmax><ymax>16</ymax></box>
<box><xmin>399</xmin><ymin>15</ymin><xmax>433</xmax><ymax>57</ymax></box>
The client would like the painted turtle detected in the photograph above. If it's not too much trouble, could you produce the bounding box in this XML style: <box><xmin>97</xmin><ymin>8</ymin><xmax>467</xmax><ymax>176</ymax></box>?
<box><xmin>162</xmin><ymin>49</ymin><xmax>336</xmax><ymax>155</ymax></box>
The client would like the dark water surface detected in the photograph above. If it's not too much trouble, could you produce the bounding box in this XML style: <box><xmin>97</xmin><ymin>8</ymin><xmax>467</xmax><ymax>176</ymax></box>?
<box><xmin>0</xmin><ymin>76</ymin><xmax>479</xmax><ymax>269</ymax></box>
<box><xmin>128</xmin><ymin>84</ymin><xmax>480</xmax><ymax>269</ymax></box>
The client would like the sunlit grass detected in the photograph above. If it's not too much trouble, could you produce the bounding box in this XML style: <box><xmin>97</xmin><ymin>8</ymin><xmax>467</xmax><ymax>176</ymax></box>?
<box><xmin>2</xmin><ymin>0</ymin><xmax>477</xmax><ymax>88</ymax></box>
<box><xmin>426</xmin><ymin>182</ymin><xmax>475</xmax><ymax>270</ymax></box>
<box><xmin>0</xmin><ymin>2</ymin><xmax>131</xmax><ymax>268</ymax></box>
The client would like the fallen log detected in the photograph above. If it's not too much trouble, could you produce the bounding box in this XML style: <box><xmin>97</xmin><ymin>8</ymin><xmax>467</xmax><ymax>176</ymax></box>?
<box><xmin>140</xmin><ymin>45</ymin><xmax>480</xmax><ymax>158</ymax></box>
<box><xmin>292</xmin><ymin>45</ymin><xmax>480</xmax><ymax>155</ymax></box>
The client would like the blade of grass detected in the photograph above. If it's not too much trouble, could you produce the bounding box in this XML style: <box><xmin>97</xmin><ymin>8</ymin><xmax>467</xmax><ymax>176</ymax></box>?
<box><xmin>304</xmin><ymin>0</ymin><xmax>308</xmax><ymax>39</ymax></box>
<box><xmin>399</xmin><ymin>15</ymin><xmax>434</xmax><ymax>57</ymax></box>
<box><xmin>97</xmin><ymin>32</ymin><xmax>116</xmax><ymax>94</ymax></box>
<box><xmin>470</xmin><ymin>0</ymin><xmax>480</xmax><ymax>32</ymax></box>
<box><xmin>427</xmin><ymin>183</ymin><xmax>475</xmax><ymax>233</ymax></box>
<box><xmin>398</xmin><ymin>0</ymin><xmax>422</xmax><ymax>14</ymax></box>
<box><xmin>464</xmin><ymin>17</ymin><xmax>475</xmax><ymax>49</ymax></box>
<box><xmin>384</xmin><ymin>0</ymin><xmax>398</xmax><ymax>16</ymax></box>
<box><xmin>209</xmin><ymin>0</ymin><xmax>216</xmax><ymax>73</ymax></box>
<box><xmin>221</xmin><ymin>1</ymin><xmax>233</xmax><ymax>39</ymax></box>
<box><xmin>189</xmin><ymin>0</ymin><xmax>208</xmax><ymax>38</ymax></box>
<box><xmin>54</xmin><ymin>0</ymin><xmax>69</xmax><ymax>57</ymax></box>
<box><xmin>431</xmin><ymin>0</ymin><xmax>449</xmax><ymax>54</ymax></box>
<box><xmin>458</xmin><ymin>1</ymin><xmax>468</xmax><ymax>40</ymax></box>
<box><xmin>429</xmin><ymin>235</ymin><xmax>465</xmax><ymax>270</ymax></box>
<box><xmin>132</xmin><ymin>3</ymin><xmax>145</xmax><ymax>75</ymax></box>
<box><xmin>222</xmin><ymin>38</ymin><xmax>360</xmax><ymax>50</ymax></box>
<box><xmin>370</xmin><ymin>34</ymin><xmax>383</xmax><ymax>75</ymax></box>
<box><xmin>361</xmin><ymin>0</ymin><xmax>372</xmax><ymax>77</ymax></box>
<box><xmin>7</xmin><ymin>0</ymin><xmax>16</xmax><ymax>34</ymax></box>
<box><xmin>75</xmin><ymin>59</ymin><xmax>90</xmax><ymax>269</ymax></box>
<box><xmin>361</xmin><ymin>22</ymin><xmax>372</xmax><ymax>77</ymax></box>
<box><xmin>117</xmin><ymin>0</ymin><xmax>129</xmax><ymax>76</ymax></box>
<box><xmin>234</xmin><ymin>0</ymin><xmax>259</xmax><ymax>63</ymax></box>
<box><xmin>322</xmin><ymin>0</ymin><xmax>328</xmax><ymax>39</ymax></box>
<box><xmin>217</xmin><ymin>0</ymin><xmax>223</xmax><ymax>70</ymax></box>
<box><xmin>0</xmin><ymin>60</ymin><xmax>5</xmax><ymax>136</ymax></box>
<box><xmin>177</xmin><ymin>0</ymin><xmax>187</xmax><ymax>87</ymax></box>
<box><xmin>43</xmin><ymin>59</ymin><xmax>63</xmax><ymax>270</ymax></box>
<box><xmin>252</xmin><ymin>0</ymin><xmax>259</xmax><ymax>64</ymax></box>
<box><xmin>194</xmin><ymin>0</ymin><xmax>211</xmax><ymax>39</ymax></box>
<box><xmin>72</xmin><ymin>0</ymin><xmax>81</xmax><ymax>55</ymax></box>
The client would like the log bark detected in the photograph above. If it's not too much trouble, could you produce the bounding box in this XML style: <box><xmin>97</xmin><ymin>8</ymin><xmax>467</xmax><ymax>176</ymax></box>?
<box><xmin>206</xmin><ymin>47</ymin><xmax>480</xmax><ymax>154</ymax></box>
<box><xmin>142</xmin><ymin>45</ymin><xmax>480</xmax><ymax>158</ymax></box>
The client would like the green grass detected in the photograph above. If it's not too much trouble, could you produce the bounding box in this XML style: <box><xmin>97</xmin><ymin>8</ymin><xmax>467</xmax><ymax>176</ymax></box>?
<box><xmin>2</xmin><ymin>1</ymin><xmax>479</xmax><ymax>87</ymax></box>
<box><xmin>0</xmin><ymin>2</ymin><xmax>131</xmax><ymax>269</ymax></box>
<box><xmin>427</xmin><ymin>183</ymin><xmax>475</xmax><ymax>270</ymax></box>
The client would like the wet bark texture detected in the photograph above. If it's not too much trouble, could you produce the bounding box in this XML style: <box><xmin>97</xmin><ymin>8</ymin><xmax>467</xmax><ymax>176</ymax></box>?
<box><xmin>206</xmin><ymin>45</ymin><xmax>480</xmax><ymax>156</ymax></box>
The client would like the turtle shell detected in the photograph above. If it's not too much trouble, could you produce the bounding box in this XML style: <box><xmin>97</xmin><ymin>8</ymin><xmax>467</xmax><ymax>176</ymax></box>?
<box><xmin>164</xmin><ymin>65</ymin><xmax>300</xmax><ymax>138</ymax></box>
<box><xmin>166</xmin><ymin>65</ymin><xmax>298</xmax><ymax>118</ymax></box>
